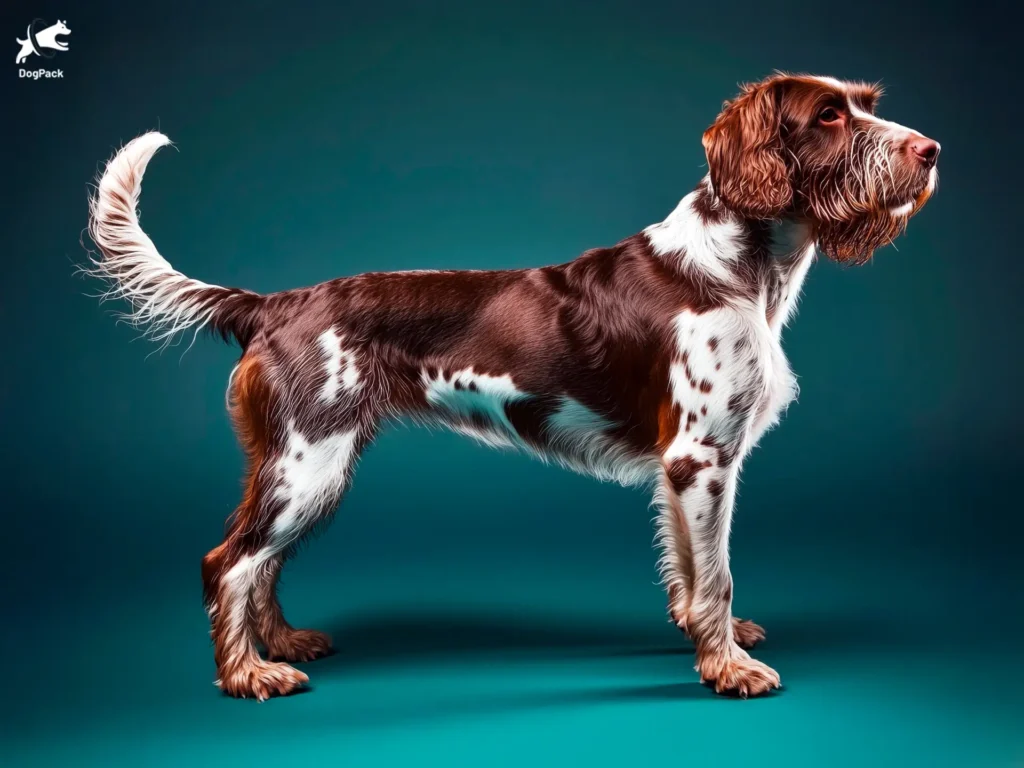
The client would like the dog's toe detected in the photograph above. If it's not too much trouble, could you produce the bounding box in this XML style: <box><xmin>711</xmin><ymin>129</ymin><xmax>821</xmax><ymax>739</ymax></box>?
<box><xmin>701</xmin><ymin>656</ymin><xmax>780</xmax><ymax>698</ymax></box>
<box><xmin>217</xmin><ymin>660</ymin><xmax>309</xmax><ymax>701</ymax></box>
<box><xmin>266</xmin><ymin>629</ymin><xmax>333</xmax><ymax>663</ymax></box>
<box><xmin>732</xmin><ymin>617</ymin><xmax>766</xmax><ymax>649</ymax></box>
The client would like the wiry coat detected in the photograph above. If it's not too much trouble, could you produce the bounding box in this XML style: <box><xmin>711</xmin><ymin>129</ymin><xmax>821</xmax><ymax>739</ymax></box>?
<box><xmin>86</xmin><ymin>74</ymin><xmax>939</xmax><ymax>699</ymax></box>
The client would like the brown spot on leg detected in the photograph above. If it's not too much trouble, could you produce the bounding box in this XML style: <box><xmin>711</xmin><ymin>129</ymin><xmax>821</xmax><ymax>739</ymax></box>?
<box><xmin>681</xmin><ymin>351</ymin><xmax>699</xmax><ymax>388</ymax></box>
<box><xmin>666</xmin><ymin>455</ymin><xmax>712</xmax><ymax>493</ymax></box>
<box><xmin>700</xmin><ymin>435</ymin><xmax>739</xmax><ymax>467</ymax></box>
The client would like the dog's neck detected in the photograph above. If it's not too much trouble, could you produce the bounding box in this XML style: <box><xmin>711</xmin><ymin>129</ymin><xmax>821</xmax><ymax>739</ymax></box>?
<box><xmin>644</xmin><ymin>176</ymin><xmax>817</xmax><ymax>332</ymax></box>
<box><xmin>765</xmin><ymin>217</ymin><xmax>817</xmax><ymax>333</ymax></box>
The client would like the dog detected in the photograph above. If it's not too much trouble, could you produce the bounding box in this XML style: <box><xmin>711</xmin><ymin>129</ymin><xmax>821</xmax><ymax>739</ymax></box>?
<box><xmin>85</xmin><ymin>74</ymin><xmax>939</xmax><ymax>700</ymax></box>
<box><xmin>15</xmin><ymin>19</ymin><xmax>70</xmax><ymax>64</ymax></box>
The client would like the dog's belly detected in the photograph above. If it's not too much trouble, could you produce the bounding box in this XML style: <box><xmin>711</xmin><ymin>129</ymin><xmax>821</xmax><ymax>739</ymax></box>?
<box><xmin>419</xmin><ymin>366</ymin><xmax>659</xmax><ymax>487</ymax></box>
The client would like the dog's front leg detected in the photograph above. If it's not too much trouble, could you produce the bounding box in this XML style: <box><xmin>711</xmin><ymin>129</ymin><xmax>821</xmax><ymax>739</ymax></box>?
<box><xmin>661</xmin><ymin>454</ymin><xmax>779</xmax><ymax>697</ymax></box>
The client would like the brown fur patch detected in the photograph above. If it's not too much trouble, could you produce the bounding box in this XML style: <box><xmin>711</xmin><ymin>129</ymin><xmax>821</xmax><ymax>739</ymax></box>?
<box><xmin>667</xmin><ymin>455</ymin><xmax>712</xmax><ymax>493</ymax></box>
<box><xmin>656</xmin><ymin>398</ymin><xmax>682</xmax><ymax>453</ymax></box>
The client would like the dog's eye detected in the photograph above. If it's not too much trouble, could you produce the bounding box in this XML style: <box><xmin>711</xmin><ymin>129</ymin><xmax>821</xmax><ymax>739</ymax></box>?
<box><xmin>818</xmin><ymin>107</ymin><xmax>841</xmax><ymax>124</ymax></box>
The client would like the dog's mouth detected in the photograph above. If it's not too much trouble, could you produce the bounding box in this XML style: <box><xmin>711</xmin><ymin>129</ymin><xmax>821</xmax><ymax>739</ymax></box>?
<box><xmin>887</xmin><ymin>167</ymin><xmax>938</xmax><ymax>219</ymax></box>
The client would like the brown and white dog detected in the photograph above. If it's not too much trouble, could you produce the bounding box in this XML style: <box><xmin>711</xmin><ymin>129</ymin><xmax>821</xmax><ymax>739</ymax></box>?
<box><xmin>86</xmin><ymin>74</ymin><xmax>939</xmax><ymax>700</ymax></box>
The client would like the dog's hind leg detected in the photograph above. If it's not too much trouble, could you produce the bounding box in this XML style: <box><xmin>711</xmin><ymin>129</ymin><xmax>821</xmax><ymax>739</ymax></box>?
<box><xmin>202</xmin><ymin>464</ymin><xmax>310</xmax><ymax>698</ymax></box>
<box><xmin>246</xmin><ymin>396</ymin><xmax>375</xmax><ymax>666</ymax></box>
<box><xmin>251</xmin><ymin>555</ymin><xmax>333</xmax><ymax>663</ymax></box>
<box><xmin>204</xmin><ymin>426</ymin><xmax>365</xmax><ymax>699</ymax></box>
<box><xmin>202</xmin><ymin>353</ymin><xmax>368</xmax><ymax>699</ymax></box>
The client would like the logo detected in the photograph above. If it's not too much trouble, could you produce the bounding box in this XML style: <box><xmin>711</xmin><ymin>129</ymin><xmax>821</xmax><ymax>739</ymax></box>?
<box><xmin>15</xmin><ymin>18</ymin><xmax>70</xmax><ymax>79</ymax></box>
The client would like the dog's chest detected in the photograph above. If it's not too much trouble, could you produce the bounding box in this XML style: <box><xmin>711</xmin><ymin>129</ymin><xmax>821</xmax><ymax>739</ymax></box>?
<box><xmin>668</xmin><ymin>303</ymin><xmax>797</xmax><ymax>449</ymax></box>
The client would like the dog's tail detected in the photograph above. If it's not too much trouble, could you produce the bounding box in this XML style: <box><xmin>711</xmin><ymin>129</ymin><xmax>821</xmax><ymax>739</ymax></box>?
<box><xmin>86</xmin><ymin>132</ymin><xmax>263</xmax><ymax>349</ymax></box>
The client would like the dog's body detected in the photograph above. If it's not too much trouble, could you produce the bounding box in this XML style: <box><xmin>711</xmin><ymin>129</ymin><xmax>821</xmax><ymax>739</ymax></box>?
<box><xmin>86</xmin><ymin>75</ymin><xmax>938</xmax><ymax>700</ymax></box>
<box><xmin>15</xmin><ymin>20</ymin><xmax>70</xmax><ymax>64</ymax></box>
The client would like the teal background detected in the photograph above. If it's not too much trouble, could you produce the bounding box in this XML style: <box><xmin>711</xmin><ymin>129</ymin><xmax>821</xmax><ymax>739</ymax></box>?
<box><xmin>2</xmin><ymin>0</ymin><xmax>1022</xmax><ymax>765</ymax></box>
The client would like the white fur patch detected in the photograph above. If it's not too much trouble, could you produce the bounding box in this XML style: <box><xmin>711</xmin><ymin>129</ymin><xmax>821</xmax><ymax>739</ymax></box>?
<box><xmin>812</xmin><ymin>75</ymin><xmax>846</xmax><ymax>92</ymax></box>
<box><xmin>85</xmin><ymin>132</ymin><xmax>239</xmax><ymax>351</ymax></box>
<box><xmin>665</xmin><ymin>308</ymin><xmax>741</xmax><ymax>463</ymax></box>
<box><xmin>318</xmin><ymin>327</ymin><xmax>361</xmax><ymax>402</ymax></box>
<box><xmin>665</xmin><ymin>304</ymin><xmax>798</xmax><ymax>463</ymax></box>
<box><xmin>889</xmin><ymin>201</ymin><xmax>915</xmax><ymax>217</ymax></box>
<box><xmin>420</xmin><ymin>367</ymin><xmax>657</xmax><ymax>487</ymax></box>
<box><xmin>544</xmin><ymin>398</ymin><xmax>658</xmax><ymax>487</ymax></box>
<box><xmin>848</xmin><ymin>102</ymin><xmax>923</xmax><ymax>140</ymax></box>
<box><xmin>212</xmin><ymin>425</ymin><xmax>358</xmax><ymax>672</ymax></box>
<box><xmin>422</xmin><ymin>367</ymin><xmax>527</xmax><ymax>438</ymax></box>
<box><xmin>644</xmin><ymin>180</ymin><xmax>746</xmax><ymax>282</ymax></box>
<box><xmin>217</xmin><ymin>552</ymin><xmax>270</xmax><ymax>666</ymax></box>
<box><xmin>271</xmin><ymin>424</ymin><xmax>359</xmax><ymax>545</ymax></box>
<box><xmin>547</xmin><ymin>397</ymin><xmax>611</xmax><ymax>436</ymax></box>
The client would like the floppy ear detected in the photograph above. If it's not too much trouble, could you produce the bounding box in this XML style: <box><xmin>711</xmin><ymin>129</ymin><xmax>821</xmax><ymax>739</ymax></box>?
<box><xmin>702</xmin><ymin>79</ymin><xmax>791</xmax><ymax>219</ymax></box>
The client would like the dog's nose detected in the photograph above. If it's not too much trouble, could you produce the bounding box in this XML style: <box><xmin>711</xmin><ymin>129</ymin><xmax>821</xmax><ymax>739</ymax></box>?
<box><xmin>909</xmin><ymin>136</ymin><xmax>940</xmax><ymax>167</ymax></box>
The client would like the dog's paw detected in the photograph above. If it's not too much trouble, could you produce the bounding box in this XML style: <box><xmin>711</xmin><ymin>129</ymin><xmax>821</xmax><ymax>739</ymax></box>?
<box><xmin>217</xmin><ymin>660</ymin><xmax>309</xmax><ymax>701</ymax></box>
<box><xmin>732</xmin><ymin>617</ymin><xmax>766</xmax><ymax>649</ymax></box>
<box><xmin>699</xmin><ymin>654</ymin><xmax>780</xmax><ymax>698</ymax></box>
<box><xmin>266</xmin><ymin>629</ymin><xmax>333</xmax><ymax>663</ymax></box>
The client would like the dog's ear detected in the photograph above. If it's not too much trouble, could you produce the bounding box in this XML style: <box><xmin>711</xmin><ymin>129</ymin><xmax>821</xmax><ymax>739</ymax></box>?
<box><xmin>702</xmin><ymin>78</ymin><xmax>791</xmax><ymax>220</ymax></box>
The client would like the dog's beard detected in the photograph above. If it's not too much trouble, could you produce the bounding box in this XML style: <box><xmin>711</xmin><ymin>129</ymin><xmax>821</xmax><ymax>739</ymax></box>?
<box><xmin>814</xmin><ymin>212</ymin><xmax>909</xmax><ymax>265</ymax></box>
<box><xmin>800</xmin><ymin>135</ymin><xmax>929</xmax><ymax>265</ymax></box>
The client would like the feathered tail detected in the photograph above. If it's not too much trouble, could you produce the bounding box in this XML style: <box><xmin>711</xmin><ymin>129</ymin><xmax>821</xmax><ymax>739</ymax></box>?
<box><xmin>86</xmin><ymin>132</ymin><xmax>263</xmax><ymax>348</ymax></box>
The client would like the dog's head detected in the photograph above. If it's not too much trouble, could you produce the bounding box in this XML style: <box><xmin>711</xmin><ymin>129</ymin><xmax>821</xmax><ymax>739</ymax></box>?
<box><xmin>50</xmin><ymin>19</ymin><xmax>71</xmax><ymax>37</ymax></box>
<box><xmin>702</xmin><ymin>74</ymin><xmax>939</xmax><ymax>263</ymax></box>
